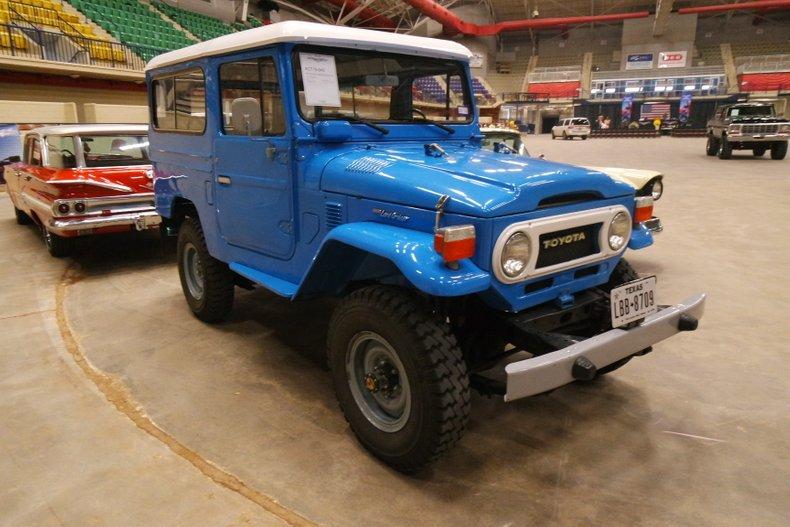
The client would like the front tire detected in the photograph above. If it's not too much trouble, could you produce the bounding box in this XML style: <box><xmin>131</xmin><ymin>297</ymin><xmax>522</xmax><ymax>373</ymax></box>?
<box><xmin>43</xmin><ymin>226</ymin><xmax>73</xmax><ymax>257</ymax></box>
<box><xmin>14</xmin><ymin>206</ymin><xmax>31</xmax><ymax>225</ymax></box>
<box><xmin>771</xmin><ymin>141</ymin><xmax>787</xmax><ymax>160</ymax></box>
<box><xmin>706</xmin><ymin>135</ymin><xmax>719</xmax><ymax>156</ymax></box>
<box><xmin>563</xmin><ymin>132</ymin><xmax>568</xmax><ymax>140</ymax></box>
<box><xmin>718</xmin><ymin>135</ymin><xmax>732</xmax><ymax>159</ymax></box>
<box><xmin>328</xmin><ymin>286</ymin><xmax>471</xmax><ymax>473</ymax></box>
<box><xmin>177</xmin><ymin>216</ymin><xmax>234</xmax><ymax>322</ymax></box>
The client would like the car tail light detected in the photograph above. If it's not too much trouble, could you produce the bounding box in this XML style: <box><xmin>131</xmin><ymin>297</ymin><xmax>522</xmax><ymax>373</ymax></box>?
<box><xmin>434</xmin><ymin>225</ymin><xmax>475</xmax><ymax>263</ymax></box>
<box><xmin>634</xmin><ymin>196</ymin><xmax>654</xmax><ymax>224</ymax></box>
<box><xmin>74</xmin><ymin>202</ymin><xmax>85</xmax><ymax>213</ymax></box>
<box><xmin>57</xmin><ymin>203</ymin><xmax>70</xmax><ymax>214</ymax></box>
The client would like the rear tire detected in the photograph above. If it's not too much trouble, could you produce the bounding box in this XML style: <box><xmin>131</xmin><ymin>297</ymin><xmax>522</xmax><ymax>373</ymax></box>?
<box><xmin>771</xmin><ymin>141</ymin><xmax>787</xmax><ymax>160</ymax></box>
<box><xmin>328</xmin><ymin>286</ymin><xmax>471</xmax><ymax>473</ymax></box>
<box><xmin>582</xmin><ymin>135</ymin><xmax>588</xmax><ymax>140</ymax></box>
<box><xmin>14</xmin><ymin>206</ymin><xmax>31</xmax><ymax>225</ymax></box>
<box><xmin>43</xmin><ymin>226</ymin><xmax>73</xmax><ymax>258</ymax></box>
<box><xmin>177</xmin><ymin>216</ymin><xmax>234</xmax><ymax>322</ymax></box>
<box><xmin>717</xmin><ymin>135</ymin><xmax>732</xmax><ymax>159</ymax></box>
<box><xmin>551</xmin><ymin>132</ymin><xmax>556</xmax><ymax>140</ymax></box>
<box><xmin>706</xmin><ymin>135</ymin><xmax>719</xmax><ymax>156</ymax></box>
<box><xmin>563</xmin><ymin>132</ymin><xmax>568</xmax><ymax>140</ymax></box>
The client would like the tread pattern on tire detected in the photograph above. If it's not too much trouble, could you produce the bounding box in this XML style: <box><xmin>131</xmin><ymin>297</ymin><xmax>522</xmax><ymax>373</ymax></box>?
<box><xmin>771</xmin><ymin>141</ymin><xmax>787</xmax><ymax>160</ymax></box>
<box><xmin>178</xmin><ymin>216</ymin><xmax>235</xmax><ymax>322</ymax></box>
<box><xmin>328</xmin><ymin>286</ymin><xmax>471</xmax><ymax>472</ymax></box>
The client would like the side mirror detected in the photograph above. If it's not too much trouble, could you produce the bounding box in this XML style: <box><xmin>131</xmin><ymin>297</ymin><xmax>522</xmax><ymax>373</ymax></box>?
<box><xmin>314</xmin><ymin>120</ymin><xmax>353</xmax><ymax>142</ymax></box>
<box><xmin>230</xmin><ymin>97</ymin><xmax>262</xmax><ymax>136</ymax></box>
<box><xmin>5</xmin><ymin>155</ymin><xmax>21</xmax><ymax>163</ymax></box>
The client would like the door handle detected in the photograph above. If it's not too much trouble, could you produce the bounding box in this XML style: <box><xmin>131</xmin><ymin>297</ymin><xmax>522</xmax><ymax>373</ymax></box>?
<box><xmin>217</xmin><ymin>175</ymin><xmax>232</xmax><ymax>185</ymax></box>
<box><xmin>265</xmin><ymin>146</ymin><xmax>276</xmax><ymax>160</ymax></box>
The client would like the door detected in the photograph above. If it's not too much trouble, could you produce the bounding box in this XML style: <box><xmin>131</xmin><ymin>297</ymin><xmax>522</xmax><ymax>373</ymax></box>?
<box><xmin>15</xmin><ymin>135</ymin><xmax>42</xmax><ymax>213</ymax></box>
<box><xmin>214</xmin><ymin>54</ymin><xmax>293</xmax><ymax>259</ymax></box>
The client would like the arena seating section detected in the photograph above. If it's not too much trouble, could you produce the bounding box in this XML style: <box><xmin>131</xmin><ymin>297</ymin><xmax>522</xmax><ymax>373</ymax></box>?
<box><xmin>66</xmin><ymin>0</ymin><xmax>196</xmax><ymax>60</ymax></box>
<box><xmin>151</xmin><ymin>1</ymin><xmax>234</xmax><ymax>41</ymax></box>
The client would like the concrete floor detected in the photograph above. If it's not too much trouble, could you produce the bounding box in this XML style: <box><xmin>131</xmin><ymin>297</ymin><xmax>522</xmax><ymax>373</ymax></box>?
<box><xmin>1</xmin><ymin>136</ymin><xmax>789</xmax><ymax>526</ymax></box>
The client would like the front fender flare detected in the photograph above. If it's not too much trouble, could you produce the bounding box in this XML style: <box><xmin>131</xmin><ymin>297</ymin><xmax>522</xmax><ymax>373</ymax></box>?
<box><xmin>295</xmin><ymin>222</ymin><xmax>491</xmax><ymax>299</ymax></box>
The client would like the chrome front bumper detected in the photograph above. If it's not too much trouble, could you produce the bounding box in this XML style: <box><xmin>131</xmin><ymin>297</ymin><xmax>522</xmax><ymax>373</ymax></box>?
<box><xmin>49</xmin><ymin>210</ymin><xmax>161</xmax><ymax>234</ymax></box>
<box><xmin>504</xmin><ymin>293</ymin><xmax>706</xmax><ymax>401</ymax></box>
<box><xmin>731</xmin><ymin>134</ymin><xmax>788</xmax><ymax>143</ymax></box>
<box><xmin>642</xmin><ymin>217</ymin><xmax>663</xmax><ymax>233</ymax></box>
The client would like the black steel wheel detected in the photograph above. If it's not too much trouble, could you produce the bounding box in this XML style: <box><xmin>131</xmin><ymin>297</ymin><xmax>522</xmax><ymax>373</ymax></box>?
<box><xmin>42</xmin><ymin>226</ymin><xmax>73</xmax><ymax>257</ymax></box>
<box><xmin>328</xmin><ymin>286</ymin><xmax>470</xmax><ymax>473</ymax></box>
<box><xmin>718</xmin><ymin>135</ymin><xmax>732</xmax><ymax>159</ymax></box>
<box><xmin>177</xmin><ymin>216</ymin><xmax>234</xmax><ymax>322</ymax></box>
<box><xmin>771</xmin><ymin>141</ymin><xmax>787</xmax><ymax>160</ymax></box>
<box><xmin>705</xmin><ymin>135</ymin><xmax>719</xmax><ymax>156</ymax></box>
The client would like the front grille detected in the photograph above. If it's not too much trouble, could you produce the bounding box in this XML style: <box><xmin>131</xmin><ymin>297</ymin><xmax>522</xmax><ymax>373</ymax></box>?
<box><xmin>536</xmin><ymin>223</ymin><xmax>601</xmax><ymax>268</ymax></box>
<box><xmin>741</xmin><ymin>124</ymin><xmax>779</xmax><ymax>134</ymax></box>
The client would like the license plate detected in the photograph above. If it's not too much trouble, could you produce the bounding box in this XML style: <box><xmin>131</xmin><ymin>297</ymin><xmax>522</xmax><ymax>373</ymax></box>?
<box><xmin>610</xmin><ymin>276</ymin><xmax>657</xmax><ymax>328</ymax></box>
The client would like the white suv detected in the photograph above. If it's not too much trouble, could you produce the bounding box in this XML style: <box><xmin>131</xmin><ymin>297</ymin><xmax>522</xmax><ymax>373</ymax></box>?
<box><xmin>551</xmin><ymin>118</ymin><xmax>591</xmax><ymax>140</ymax></box>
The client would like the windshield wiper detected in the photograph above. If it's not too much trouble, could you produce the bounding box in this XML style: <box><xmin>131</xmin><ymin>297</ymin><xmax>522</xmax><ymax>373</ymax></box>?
<box><xmin>318</xmin><ymin>113</ymin><xmax>389</xmax><ymax>135</ymax></box>
<box><xmin>410</xmin><ymin>117</ymin><xmax>455</xmax><ymax>134</ymax></box>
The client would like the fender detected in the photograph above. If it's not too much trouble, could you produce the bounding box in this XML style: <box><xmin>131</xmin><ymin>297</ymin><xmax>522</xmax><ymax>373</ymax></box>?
<box><xmin>628</xmin><ymin>223</ymin><xmax>654</xmax><ymax>250</ymax></box>
<box><xmin>295</xmin><ymin>222</ymin><xmax>491</xmax><ymax>299</ymax></box>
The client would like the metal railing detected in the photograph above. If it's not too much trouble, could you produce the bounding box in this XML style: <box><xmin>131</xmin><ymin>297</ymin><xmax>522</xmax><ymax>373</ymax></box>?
<box><xmin>0</xmin><ymin>21</ymin><xmax>164</xmax><ymax>70</ymax></box>
<box><xmin>500</xmin><ymin>92</ymin><xmax>550</xmax><ymax>103</ymax></box>
<box><xmin>736</xmin><ymin>54</ymin><xmax>790</xmax><ymax>74</ymax></box>
<box><xmin>528</xmin><ymin>66</ymin><xmax>581</xmax><ymax>83</ymax></box>
<box><xmin>592</xmin><ymin>66</ymin><xmax>725</xmax><ymax>81</ymax></box>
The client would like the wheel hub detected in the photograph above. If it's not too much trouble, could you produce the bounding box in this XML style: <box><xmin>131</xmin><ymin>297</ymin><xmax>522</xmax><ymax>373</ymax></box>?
<box><xmin>363</xmin><ymin>360</ymin><xmax>400</xmax><ymax>398</ymax></box>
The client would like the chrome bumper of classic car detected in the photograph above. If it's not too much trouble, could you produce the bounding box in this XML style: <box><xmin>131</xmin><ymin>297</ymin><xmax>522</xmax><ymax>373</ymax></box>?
<box><xmin>504</xmin><ymin>293</ymin><xmax>706</xmax><ymax>401</ymax></box>
<box><xmin>731</xmin><ymin>133</ymin><xmax>789</xmax><ymax>143</ymax></box>
<box><xmin>49</xmin><ymin>210</ymin><xmax>161</xmax><ymax>233</ymax></box>
<box><xmin>642</xmin><ymin>217</ymin><xmax>662</xmax><ymax>233</ymax></box>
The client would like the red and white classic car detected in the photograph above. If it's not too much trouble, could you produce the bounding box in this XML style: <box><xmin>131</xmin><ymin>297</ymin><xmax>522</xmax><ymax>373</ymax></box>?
<box><xmin>4</xmin><ymin>124</ymin><xmax>160</xmax><ymax>256</ymax></box>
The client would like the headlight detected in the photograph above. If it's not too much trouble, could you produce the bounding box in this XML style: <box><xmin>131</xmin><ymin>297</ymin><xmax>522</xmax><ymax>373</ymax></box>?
<box><xmin>651</xmin><ymin>179</ymin><xmax>663</xmax><ymax>201</ymax></box>
<box><xmin>501</xmin><ymin>231</ymin><xmax>531</xmax><ymax>278</ymax></box>
<box><xmin>608</xmin><ymin>212</ymin><xmax>630</xmax><ymax>251</ymax></box>
<box><xmin>780</xmin><ymin>124</ymin><xmax>790</xmax><ymax>133</ymax></box>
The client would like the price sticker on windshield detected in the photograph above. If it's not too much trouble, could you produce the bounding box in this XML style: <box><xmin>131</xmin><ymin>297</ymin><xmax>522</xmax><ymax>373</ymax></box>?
<box><xmin>299</xmin><ymin>53</ymin><xmax>341</xmax><ymax>108</ymax></box>
<box><xmin>610</xmin><ymin>276</ymin><xmax>657</xmax><ymax>328</ymax></box>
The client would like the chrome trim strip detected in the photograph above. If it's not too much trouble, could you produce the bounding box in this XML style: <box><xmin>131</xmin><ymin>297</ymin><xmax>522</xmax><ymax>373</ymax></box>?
<box><xmin>504</xmin><ymin>293</ymin><xmax>706</xmax><ymax>401</ymax></box>
<box><xmin>492</xmin><ymin>205</ymin><xmax>631</xmax><ymax>284</ymax></box>
<box><xmin>49</xmin><ymin>211</ymin><xmax>161</xmax><ymax>232</ymax></box>
<box><xmin>47</xmin><ymin>179</ymin><xmax>133</xmax><ymax>192</ymax></box>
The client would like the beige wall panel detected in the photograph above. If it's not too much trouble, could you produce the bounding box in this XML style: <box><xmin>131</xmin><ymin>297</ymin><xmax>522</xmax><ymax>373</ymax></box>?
<box><xmin>0</xmin><ymin>82</ymin><xmax>147</xmax><ymax>123</ymax></box>
<box><xmin>0</xmin><ymin>99</ymin><xmax>77</xmax><ymax>124</ymax></box>
<box><xmin>83</xmin><ymin>103</ymin><xmax>149</xmax><ymax>124</ymax></box>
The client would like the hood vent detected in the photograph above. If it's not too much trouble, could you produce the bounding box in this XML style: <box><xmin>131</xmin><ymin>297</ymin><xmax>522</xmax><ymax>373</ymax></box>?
<box><xmin>538</xmin><ymin>192</ymin><xmax>601</xmax><ymax>210</ymax></box>
<box><xmin>325</xmin><ymin>202</ymin><xmax>343</xmax><ymax>228</ymax></box>
<box><xmin>345</xmin><ymin>156</ymin><xmax>394</xmax><ymax>173</ymax></box>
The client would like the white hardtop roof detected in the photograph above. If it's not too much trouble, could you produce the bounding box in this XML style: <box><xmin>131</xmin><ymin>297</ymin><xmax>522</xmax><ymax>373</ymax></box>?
<box><xmin>146</xmin><ymin>21</ymin><xmax>473</xmax><ymax>71</ymax></box>
<box><xmin>28</xmin><ymin>124</ymin><xmax>148</xmax><ymax>137</ymax></box>
<box><xmin>482</xmin><ymin>127</ymin><xmax>521</xmax><ymax>135</ymax></box>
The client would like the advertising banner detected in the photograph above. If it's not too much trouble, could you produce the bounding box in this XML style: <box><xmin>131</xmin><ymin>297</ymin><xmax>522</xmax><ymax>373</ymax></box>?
<box><xmin>626</xmin><ymin>53</ymin><xmax>653</xmax><ymax>70</ymax></box>
<box><xmin>679</xmin><ymin>93</ymin><xmax>692</xmax><ymax>123</ymax></box>
<box><xmin>658</xmin><ymin>51</ymin><xmax>687</xmax><ymax>68</ymax></box>
<box><xmin>621</xmin><ymin>96</ymin><xmax>634</xmax><ymax>125</ymax></box>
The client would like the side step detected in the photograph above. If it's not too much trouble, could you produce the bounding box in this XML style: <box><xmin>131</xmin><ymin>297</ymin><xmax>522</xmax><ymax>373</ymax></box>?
<box><xmin>229</xmin><ymin>262</ymin><xmax>298</xmax><ymax>299</ymax></box>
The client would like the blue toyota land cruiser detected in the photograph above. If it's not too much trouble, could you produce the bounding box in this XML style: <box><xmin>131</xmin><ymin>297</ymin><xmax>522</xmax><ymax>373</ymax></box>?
<box><xmin>146</xmin><ymin>21</ymin><xmax>705</xmax><ymax>472</ymax></box>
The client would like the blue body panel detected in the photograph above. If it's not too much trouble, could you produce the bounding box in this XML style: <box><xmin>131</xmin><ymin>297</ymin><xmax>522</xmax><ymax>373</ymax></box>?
<box><xmin>148</xmin><ymin>41</ymin><xmax>651</xmax><ymax>314</ymax></box>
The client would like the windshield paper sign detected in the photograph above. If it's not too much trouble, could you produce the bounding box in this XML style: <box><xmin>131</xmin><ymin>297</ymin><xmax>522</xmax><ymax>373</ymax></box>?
<box><xmin>626</xmin><ymin>53</ymin><xmax>653</xmax><ymax>70</ymax></box>
<box><xmin>299</xmin><ymin>53</ymin><xmax>341</xmax><ymax>107</ymax></box>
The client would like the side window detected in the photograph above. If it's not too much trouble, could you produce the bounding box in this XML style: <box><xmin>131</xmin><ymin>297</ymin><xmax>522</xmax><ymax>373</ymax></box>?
<box><xmin>152</xmin><ymin>69</ymin><xmax>206</xmax><ymax>132</ymax></box>
<box><xmin>219</xmin><ymin>57</ymin><xmax>285</xmax><ymax>136</ymax></box>
<box><xmin>29</xmin><ymin>138</ymin><xmax>42</xmax><ymax>166</ymax></box>
<box><xmin>46</xmin><ymin>136</ymin><xmax>77</xmax><ymax>169</ymax></box>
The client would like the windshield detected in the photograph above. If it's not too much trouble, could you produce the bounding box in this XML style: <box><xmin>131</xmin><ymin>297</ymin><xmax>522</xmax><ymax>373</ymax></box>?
<box><xmin>293</xmin><ymin>46</ymin><xmax>472</xmax><ymax>124</ymax></box>
<box><xmin>571</xmin><ymin>118</ymin><xmax>589</xmax><ymax>125</ymax></box>
<box><xmin>79</xmin><ymin>135</ymin><xmax>150</xmax><ymax>167</ymax></box>
<box><xmin>729</xmin><ymin>106</ymin><xmax>773</xmax><ymax>117</ymax></box>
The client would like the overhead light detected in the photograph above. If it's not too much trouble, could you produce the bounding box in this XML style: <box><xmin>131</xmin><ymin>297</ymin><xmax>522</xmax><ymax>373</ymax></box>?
<box><xmin>654</xmin><ymin>86</ymin><xmax>666</xmax><ymax>92</ymax></box>
<box><xmin>684</xmin><ymin>85</ymin><xmax>696</xmax><ymax>91</ymax></box>
<box><xmin>590</xmin><ymin>88</ymin><xmax>601</xmax><ymax>94</ymax></box>
<box><xmin>624</xmin><ymin>87</ymin><xmax>641</xmax><ymax>93</ymax></box>
<box><xmin>700</xmin><ymin>84</ymin><xmax>711</xmax><ymax>90</ymax></box>
<box><xmin>605</xmin><ymin>88</ymin><xmax>616</xmax><ymax>93</ymax></box>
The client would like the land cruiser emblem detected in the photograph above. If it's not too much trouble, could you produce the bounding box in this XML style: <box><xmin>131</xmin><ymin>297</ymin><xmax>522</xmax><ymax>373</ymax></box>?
<box><xmin>543</xmin><ymin>232</ymin><xmax>586</xmax><ymax>249</ymax></box>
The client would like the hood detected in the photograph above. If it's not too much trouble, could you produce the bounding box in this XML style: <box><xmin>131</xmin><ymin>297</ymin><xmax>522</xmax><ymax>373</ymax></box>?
<box><xmin>321</xmin><ymin>143</ymin><xmax>632</xmax><ymax>217</ymax></box>
<box><xmin>50</xmin><ymin>165</ymin><xmax>154</xmax><ymax>194</ymax></box>
<box><xmin>584</xmin><ymin>166</ymin><xmax>661</xmax><ymax>189</ymax></box>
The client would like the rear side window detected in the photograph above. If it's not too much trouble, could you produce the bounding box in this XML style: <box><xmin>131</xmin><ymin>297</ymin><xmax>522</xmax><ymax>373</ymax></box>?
<box><xmin>572</xmin><ymin>118</ymin><xmax>589</xmax><ymax>125</ymax></box>
<box><xmin>219</xmin><ymin>57</ymin><xmax>285</xmax><ymax>135</ymax></box>
<box><xmin>46</xmin><ymin>136</ymin><xmax>77</xmax><ymax>169</ymax></box>
<box><xmin>152</xmin><ymin>69</ymin><xmax>206</xmax><ymax>133</ymax></box>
